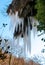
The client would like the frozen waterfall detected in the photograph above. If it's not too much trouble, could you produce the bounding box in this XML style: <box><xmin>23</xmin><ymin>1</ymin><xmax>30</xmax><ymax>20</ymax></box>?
<box><xmin>8</xmin><ymin>11</ymin><xmax>38</xmax><ymax>59</ymax></box>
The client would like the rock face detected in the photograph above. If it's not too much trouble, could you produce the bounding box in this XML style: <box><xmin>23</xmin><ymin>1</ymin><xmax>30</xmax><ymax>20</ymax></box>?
<box><xmin>7</xmin><ymin>0</ymin><xmax>37</xmax><ymax>17</ymax></box>
<box><xmin>0</xmin><ymin>54</ymin><xmax>40</xmax><ymax>65</ymax></box>
<box><xmin>6</xmin><ymin>0</ymin><xmax>37</xmax><ymax>37</ymax></box>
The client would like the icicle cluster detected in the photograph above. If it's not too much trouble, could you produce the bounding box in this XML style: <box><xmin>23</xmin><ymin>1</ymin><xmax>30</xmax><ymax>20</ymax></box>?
<box><xmin>8</xmin><ymin>11</ymin><xmax>33</xmax><ymax>58</ymax></box>
<box><xmin>6</xmin><ymin>0</ymin><xmax>38</xmax><ymax>59</ymax></box>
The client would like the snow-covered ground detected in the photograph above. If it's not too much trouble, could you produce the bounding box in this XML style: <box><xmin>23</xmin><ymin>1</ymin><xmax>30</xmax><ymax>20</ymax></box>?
<box><xmin>0</xmin><ymin>0</ymin><xmax>45</xmax><ymax>65</ymax></box>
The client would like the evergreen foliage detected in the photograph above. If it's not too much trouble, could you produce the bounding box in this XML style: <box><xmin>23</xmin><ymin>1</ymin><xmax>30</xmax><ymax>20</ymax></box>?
<box><xmin>35</xmin><ymin>0</ymin><xmax>45</xmax><ymax>32</ymax></box>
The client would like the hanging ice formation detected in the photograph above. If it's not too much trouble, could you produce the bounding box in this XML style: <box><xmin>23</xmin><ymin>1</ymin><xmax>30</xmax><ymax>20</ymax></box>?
<box><xmin>8</xmin><ymin>12</ymin><xmax>32</xmax><ymax>58</ymax></box>
<box><xmin>6</xmin><ymin>0</ymin><xmax>37</xmax><ymax>58</ymax></box>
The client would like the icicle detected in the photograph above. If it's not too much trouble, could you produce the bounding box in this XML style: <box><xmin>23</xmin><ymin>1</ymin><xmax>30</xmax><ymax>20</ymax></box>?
<box><xmin>23</xmin><ymin>33</ymin><xmax>27</xmax><ymax>58</ymax></box>
<box><xmin>22</xmin><ymin>19</ymin><xmax>24</xmax><ymax>31</ymax></box>
<box><xmin>27</xmin><ymin>17</ymin><xmax>31</xmax><ymax>55</ymax></box>
<box><xmin>22</xmin><ymin>19</ymin><xmax>24</xmax><ymax>34</ymax></box>
<box><xmin>30</xmin><ymin>17</ymin><xmax>38</xmax><ymax>38</ymax></box>
<box><xmin>23</xmin><ymin>17</ymin><xmax>29</xmax><ymax>58</ymax></box>
<box><xmin>9</xmin><ymin>13</ymin><xmax>15</xmax><ymax>31</ymax></box>
<box><xmin>24</xmin><ymin>19</ymin><xmax>28</xmax><ymax>58</ymax></box>
<box><xmin>17</xmin><ymin>37</ymin><xmax>19</xmax><ymax>45</ymax></box>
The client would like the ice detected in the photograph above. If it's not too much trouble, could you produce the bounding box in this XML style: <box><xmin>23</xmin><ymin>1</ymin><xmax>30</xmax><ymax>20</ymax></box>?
<box><xmin>31</xmin><ymin>54</ymin><xmax>45</xmax><ymax>65</ymax></box>
<box><xmin>0</xmin><ymin>1</ymin><xmax>45</xmax><ymax>64</ymax></box>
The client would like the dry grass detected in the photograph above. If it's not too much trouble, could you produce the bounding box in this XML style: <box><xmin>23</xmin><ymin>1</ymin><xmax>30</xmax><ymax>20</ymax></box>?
<box><xmin>0</xmin><ymin>54</ymin><xmax>40</xmax><ymax>65</ymax></box>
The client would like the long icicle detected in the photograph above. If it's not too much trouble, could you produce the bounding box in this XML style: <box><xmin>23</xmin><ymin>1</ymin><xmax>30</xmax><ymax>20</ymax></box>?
<box><xmin>27</xmin><ymin>17</ymin><xmax>31</xmax><ymax>56</ymax></box>
<box><xmin>23</xmin><ymin>18</ymin><xmax>26</xmax><ymax>58</ymax></box>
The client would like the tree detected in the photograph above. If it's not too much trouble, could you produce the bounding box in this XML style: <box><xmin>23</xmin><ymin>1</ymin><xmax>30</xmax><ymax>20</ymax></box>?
<box><xmin>35</xmin><ymin>0</ymin><xmax>45</xmax><ymax>41</ymax></box>
<box><xmin>35</xmin><ymin>0</ymin><xmax>45</xmax><ymax>31</ymax></box>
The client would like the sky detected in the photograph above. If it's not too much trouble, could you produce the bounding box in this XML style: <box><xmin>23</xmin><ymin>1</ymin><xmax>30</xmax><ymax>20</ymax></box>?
<box><xmin>0</xmin><ymin>0</ymin><xmax>13</xmax><ymax>39</ymax></box>
<box><xmin>0</xmin><ymin>0</ymin><xmax>45</xmax><ymax>57</ymax></box>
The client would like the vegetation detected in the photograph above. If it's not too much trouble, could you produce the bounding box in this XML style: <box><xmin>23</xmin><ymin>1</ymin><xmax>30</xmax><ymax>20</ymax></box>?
<box><xmin>35</xmin><ymin>0</ymin><xmax>45</xmax><ymax>41</ymax></box>
<box><xmin>35</xmin><ymin>0</ymin><xmax>45</xmax><ymax>32</ymax></box>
